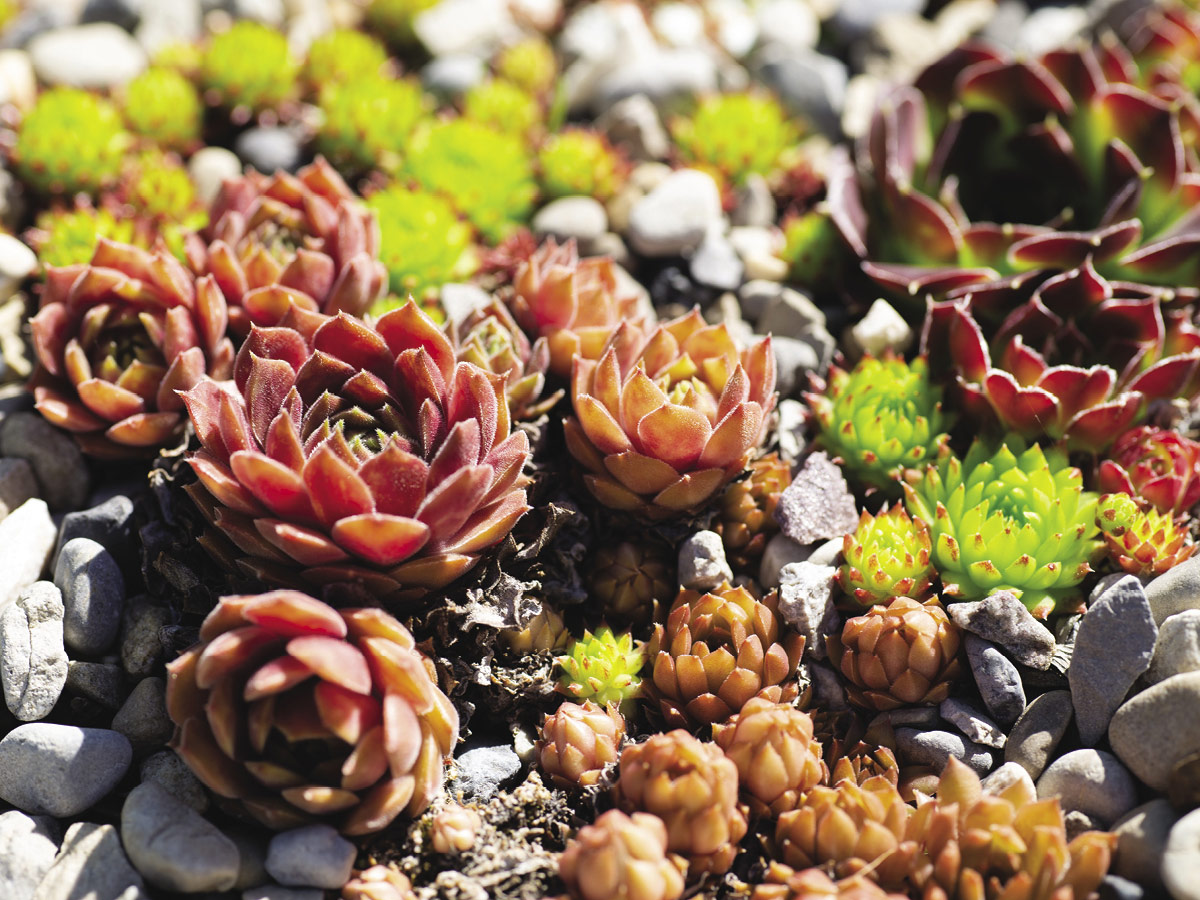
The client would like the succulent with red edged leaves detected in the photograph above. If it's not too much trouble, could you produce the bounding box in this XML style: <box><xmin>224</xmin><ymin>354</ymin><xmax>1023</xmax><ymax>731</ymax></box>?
<box><xmin>1097</xmin><ymin>425</ymin><xmax>1200</xmax><ymax>519</ymax></box>
<box><xmin>29</xmin><ymin>237</ymin><xmax>234</xmax><ymax>458</ymax></box>
<box><xmin>187</xmin><ymin>156</ymin><xmax>387</xmax><ymax>337</ymax></box>
<box><xmin>165</xmin><ymin>590</ymin><xmax>458</xmax><ymax>834</ymax></box>
<box><xmin>179</xmin><ymin>300</ymin><xmax>531</xmax><ymax>601</ymax></box>
<box><xmin>565</xmin><ymin>308</ymin><xmax>775</xmax><ymax>520</ymax></box>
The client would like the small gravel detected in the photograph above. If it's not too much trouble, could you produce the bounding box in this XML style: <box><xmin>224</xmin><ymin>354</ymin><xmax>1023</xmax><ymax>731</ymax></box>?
<box><xmin>895</xmin><ymin>727</ymin><xmax>993</xmax><ymax>776</ymax></box>
<box><xmin>0</xmin><ymin>581</ymin><xmax>67</xmax><ymax>721</ymax></box>
<box><xmin>139</xmin><ymin>750</ymin><xmax>209</xmax><ymax>813</ymax></box>
<box><xmin>121</xmin><ymin>781</ymin><xmax>240</xmax><ymax>892</ymax></box>
<box><xmin>1146</xmin><ymin>609</ymin><xmax>1200</xmax><ymax>684</ymax></box>
<box><xmin>1004</xmin><ymin>689</ymin><xmax>1073</xmax><ymax>779</ymax></box>
<box><xmin>1163</xmin><ymin>807</ymin><xmax>1200</xmax><ymax>900</ymax></box>
<box><xmin>965</xmin><ymin>634</ymin><xmax>1025</xmax><ymax>726</ymax></box>
<box><xmin>1036</xmin><ymin>749</ymin><xmax>1138</xmax><ymax>827</ymax></box>
<box><xmin>111</xmin><ymin>676</ymin><xmax>172</xmax><ymax>755</ymax></box>
<box><xmin>945</xmin><ymin>590</ymin><xmax>1056</xmax><ymax>670</ymax></box>
<box><xmin>0</xmin><ymin>723</ymin><xmax>131</xmax><ymax>816</ymax></box>
<box><xmin>676</xmin><ymin>530</ymin><xmax>733</xmax><ymax>592</ymax></box>
<box><xmin>265</xmin><ymin>825</ymin><xmax>357</xmax><ymax>889</ymax></box>
<box><xmin>55</xmin><ymin>537</ymin><xmax>125</xmax><ymax>657</ymax></box>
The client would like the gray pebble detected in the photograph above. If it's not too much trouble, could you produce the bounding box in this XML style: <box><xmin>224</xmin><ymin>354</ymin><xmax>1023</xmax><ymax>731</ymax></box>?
<box><xmin>265</xmin><ymin>825</ymin><xmax>356</xmax><ymax>889</ymax></box>
<box><xmin>188</xmin><ymin>147</ymin><xmax>242</xmax><ymax>208</ymax></box>
<box><xmin>235</xmin><ymin>127</ymin><xmax>303</xmax><ymax>175</ymax></box>
<box><xmin>1147</xmin><ymin>609</ymin><xmax>1200</xmax><ymax>684</ymax></box>
<box><xmin>0</xmin><ymin>413</ymin><xmax>89</xmax><ymax>511</ymax></box>
<box><xmin>121</xmin><ymin>781</ymin><xmax>239</xmax><ymax>892</ymax></box>
<box><xmin>55</xmin><ymin>537</ymin><xmax>124</xmax><ymax>657</ymax></box>
<box><xmin>0</xmin><ymin>581</ymin><xmax>66</xmax><ymax>721</ymax></box>
<box><xmin>1064</xmin><ymin>810</ymin><xmax>1106</xmax><ymax>840</ymax></box>
<box><xmin>111</xmin><ymin>676</ymin><xmax>172</xmax><ymax>754</ymax></box>
<box><xmin>532</xmin><ymin>196</ymin><xmax>608</xmax><ymax>246</ymax></box>
<box><xmin>807</xmin><ymin>661</ymin><xmax>847</xmax><ymax>710</ymax></box>
<box><xmin>65</xmin><ymin>660</ymin><xmax>125</xmax><ymax>710</ymax></box>
<box><xmin>32</xmin><ymin>822</ymin><xmax>144</xmax><ymax>900</ymax></box>
<box><xmin>0</xmin><ymin>723</ymin><xmax>131</xmax><ymax>816</ymax></box>
<box><xmin>242</xmin><ymin>887</ymin><xmax>325</xmax><ymax>900</ymax></box>
<box><xmin>228</xmin><ymin>828</ymin><xmax>270</xmax><ymax>890</ymax></box>
<box><xmin>53</xmin><ymin>494</ymin><xmax>136</xmax><ymax>574</ymax></box>
<box><xmin>883</xmin><ymin>706</ymin><xmax>940</xmax><ymax>727</ymax></box>
<box><xmin>774</xmin><ymin>452</ymin><xmax>858</xmax><ymax>546</ymax></box>
<box><xmin>451</xmin><ymin>742</ymin><xmax>521</xmax><ymax>801</ymax></box>
<box><xmin>1037</xmin><ymin>749</ymin><xmax>1137</xmax><ymax>827</ymax></box>
<box><xmin>139</xmin><ymin>750</ymin><xmax>208</xmax><ymax>813</ymax></box>
<box><xmin>1112</xmin><ymin>799</ymin><xmax>1177</xmax><ymax>892</ymax></box>
<box><xmin>847</xmin><ymin>299</ymin><xmax>913</xmax><ymax>358</ymax></box>
<box><xmin>731</xmin><ymin>174</ymin><xmax>776</xmax><ymax>228</ymax></box>
<box><xmin>806</xmin><ymin>537</ymin><xmax>843</xmax><ymax>568</ymax></box>
<box><xmin>946</xmin><ymin>590</ymin><xmax>1056</xmax><ymax>670</ymax></box>
<box><xmin>1099</xmin><ymin>874</ymin><xmax>1145</xmax><ymax>900</ymax></box>
<box><xmin>1069</xmin><ymin>575</ymin><xmax>1157</xmax><ymax>746</ymax></box>
<box><xmin>939</xmin><ymin>697</ymin><xmax>1007</xmax><ymax>749</ymax></box>
<box><xmin>596</xmin><ymin>93</ymin><xmax>670</xmax><ymax>161</ymax></box>
<box><xmin>0</xmin><ymin>457</ymin><xmax>37</xmax><ymax>520</ymax></box>
<box><xmin>689</xmin><ymin>228</ymin><xmax>743</xmax><ymax>292</ymax></box>
<box><xmin>965</xmin><ymin>634</ymin><xmax>1026</xmax><ymax>726</ymax></box>
<box><xmin>755</xmin><ymin>284</ymin><xmax>825</xmax><ymax>338</ymax></box>
<box><xmin>0</xmin><ymin>498</ymin><xmax>56</xmax><ymax>609</ymax></box>
<box><xmin>894</xmin><ymin>727</ymin><xmax>992</xmax><ymax>776</ymax></box>
<box><xmin>120</xmin><ymin>597</ymin><xmax>170</xmax><ymax>679</ymax></box>
<box><xmin>1145</xmin><ymin>554</ymin><xmax>1200</xmax><ymax>625</ymax></box>
<box><xmin>0</xmin><ymin>809</ymin><xmax>59</xmax><ymax>900</ymax></box>
<box><xmin>1004</xmin><ymin>690</ymin><xmax>1073</xmax><ymax>779</ymax></box>
<box><xmin>755</xmin><ymin>46</ymin><xmax>847</xmax><ymax>138</ymax></box>
<box><xmin>759</xmin><ymin>532</ymin><xmax>809</xmax><ymax>589</ymax></box>
<box><xmin>677</xmin><ymin>530</ymin><xmax>733</xmax><ymax>592</ymax></box>
<box><xmin>771</xmin><ymin>336</ymin><xmax>821</xmax><ymax>398</ymax></box>
<box><xmin>777</xmin><ymin>561</ymin><xmax>838</xmax><ymax>660</ymax></box>
<box><xmin>626</xmin><ymin>169</ymin><xmax>722</xmax><ymax>257</ymax></box>
<box><xmin>80</xmin><ymin>0</ymin><xmax>142</xmax><ymax>31</ymax></box>
<box><xmin>439</xmin><ymin>283</ymin><xmax>492</xmax><ymax>330</ymax></box>
<box><xmin>28</xmin><ymin>23</ymin><xmax>146</xmax><ymax>89</ymax></box>
<box><xmin>420</xmin><ymin>54</ymin><xmax>486</xmax><ymax>101</ymax></box>
<box><xmin>1109</xmin><ymin>671</ymin><xmax>1200</xmax><ymax>791</ymax></box>
<box><xmin>1163</xmin><ymin>807</ymin><xmax>1200</xmax><ymax>900</ymax></box>
<box><xmin>981</xmin><ymin>761</ymin><xmax>1035</xmax><ymax>799</ymax></box>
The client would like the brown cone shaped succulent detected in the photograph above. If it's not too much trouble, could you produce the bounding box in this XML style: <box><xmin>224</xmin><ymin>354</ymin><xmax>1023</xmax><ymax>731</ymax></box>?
<box><xmin>827</xmin><ymin>597</ymin><xmax>962</xmax><ymax>711</ymax></box>
<box><xmin>190</xmin><ymin>157</ymin><xmax>387</xmax><ymax>335</ymax></box>
<box><xmin>715</xmin><ymin>452</ymin><xmax>791</xmax><ymax>571</ymax></box>
<box><xmin>614</xmin><ymin>730</ymin><xmax>749</xmax><ymax>876</ymax></box>
<box><xmin>752</xmin><ymin>862</ymin><xmax>910</xmax><ymax>900</ymax></box>
<box><xmin>431</xmin><ymin>804</ymin><xmax>482</xmax><ymax>854</ymax></box>
<box><xmin>646</xmin><ymin>582</ymin><xmax>805</xmax><ymax>728</ymax></box>
<box><xmin>537</xmin><ymin>700</ymin><xmax>625</xmax><ymax>788</ymax></box>
<box><xmin>165</xmin><ymin>590</ymin><xmax>459</xmax><ymax>834</ymax></box>
<box><xmin>179</xmin><ymin>301</ymin><xmax>530</xmax><ymax>600</ymax></box>
<box><xmin>590</xmin><ymin>541</ymin><xmax>674</xmax><ymax>626</ymax></box>
<box><xmin>502</xmin><ymin>605</ymin><xmax>568</xmax><ymax>654</ymax></box>
<box><xmin>29</xmin><ymin>238</ymin><xmax>234</xmax><ymax>458</ymax></box>
<box><xmin>713</xmin><ymin>697</ymin><xmax>825</xmax><ymax>817</ymax></box>
<box><xmin>342</xmin><ymin>865</ymin><xmax>416</xmax><ymax>900</ymax></box>
<box><xmin>559</xmin><ymin>809</ymin><xmax>686</xmax><ymax>900</ymax></box>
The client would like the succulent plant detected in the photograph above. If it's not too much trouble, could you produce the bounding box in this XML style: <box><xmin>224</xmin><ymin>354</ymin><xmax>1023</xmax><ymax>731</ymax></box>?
<box><xmin>827</xmin><ymin>597</ymin><xmax>962</xmax><ymax>711</ymax></box>
<box><xmin>566</xmin><ymin>310</ymin><xmax>776</xmax><ymax>520</ymax></box>
<box><xmin>537</xmin><ymin>130</ymin><xmax>623</xmax><ymax>202</ymax></box>
<box><xmin>463</xmin><ymin>79</ymin><xmax>542</xmax><ymax>138</ymax></box>
<box><xmin>496</xmin><ymin>37</ymin><xmax>557</xmax><ymax>96</ymax></box>
<box><xmin>199</xmin><ymin>21</ymin><xmax>298</xmax><ymax>115</ymax></box>
<box><xmin>904</xmin><ymin>440</ymin><xmax>1102</xmax><ymax>617</ymax></box>
<box><xmin>453</xmin><ymin>298</ymin><xmax>561</xmax><ymax>419</ymax></box>
<box><xmin>614</xmin><ymin>730</ymin><xmax>749</xmax><ymax>875</ymax></box>
<box><xmin>120</xmin><ymin>151</ymin><xmax>206</xmax><ymax>229</ymax></box>
<box><xmin>671</xmin><ymin>91</ymin><xmax>798</xmax><ymax>189</ymax></box>
<box><xmin>121</xmin><ymin>67</ymin><xmax>203</xmax><ymax>152</ymax></box>
<box><xmin>191</xmin><ymin>158</ymin><xmax>387</xmax><ymax>334</ymax></box>
<box><xmin>180</xmin><ymin>303</ymin><xmax>531</xmax><ymax>598</ymax></box>
<box><xmin>509</xmin><ymin>237</ymin><xmax>646</xmax><ymax>378</ymax></box>
<box><xmin>14</xmin><ymin>88</ymin><xmax>130</xmax><ymax>197</ymax></box>
<box><xmin>315</xmin><ymin>75</ymin><xmax>427</xmax><ymax>177</ymax></box>
<box><xmin>165</xmin><ymin>591</ymin><xmax>458</xmax><ymax>833</ymax></box>
<box><xmin>342</xmin><ymin>865</ymin><xmax>416</xmax><ymax>900</ymax></box>
<box><xmin>1098</xmin><ymin>425</ymin><xmax>1200</xmax><ymax>519</ymax></box>
<box><xmin>713</xmin><ymin>698</ymin><xmax>824</xmax><ymax>818</ymax></box>
<box><xmin>646</xmin><ymin>582</ymin><xmax>805</xmax><ymax>728</ymax></box>
<box><xmin>589</xmin><ymin>541</ymin><xmax>674</xmax><ymax>626</ymax></box>
<box><xmin>29</xmin><ymin>239</ymin><xmax>234</xmax><ymax>457</ymax></box>
<box><xmin>780</xmin><ymin>209</ymin><xmax>844</xmax><ymax>288</ymax></box>
<box><xmin>430</xmin><ymin>804</ymin><xmax>482</xmax><ymax>854</ymax></box>
<box><xmin>302</xmin><ymin>28</ymin><xmax>389</xmax><ymax>95</ymax></box>
<box><xmin>403</xmin><ymin>119</ymin><xmax>536</xmax><ymax>242</ymax></box>
<box><xmin>559</xmin><ymin>810</ymin><xmax>686</xmax><ymax>900</ymax></box>
<box><xmin>752</xmin><ymin>864</ymin><xmax>908</xmax><ymax>900</ymax></box>
<box><xmin>715</xmin><ymin>452</ymin><xmax>791</xmax><ymax>571</ymax></box>
<box><xmin>838</xmin><ymin>505</ymin><xmax>935</xmax><ymax>606</ymax></box>
<box><xmin>27</xmin><ymin>203</ymin><xmax>138</xmax><ymax>269</ymax></box>
<box><xmin>501</xmin><ymin>605</ymin><xmax>568</xmax><ymax>654</ymax></box>
<box><xmin>1097</xmin><ymin>492</ymin><xmax>1196</xmax><ymax>577</ymax></box>
<box><xmin>809</xmin><ymin>352</ymin><xmax>951</xmax><ymax>492</ymax></box>
<box><xmin>556</xmin><ymin>628</ymin><xmax>643</xmax><ymax>714</ymax></box>
<box><xmin>537</xmin><ymin>700</ymin><xmax>625</xmax><ymax>788</ymax></box>
<box><xmin>364</xmin><ymin>0</ymin><xmax>438</xmax><ymax>47</ymax></box>
<box><xmin>365</xmin><ymin>184</ymin><xmax>476</xmax><ymax>305</ymax></box>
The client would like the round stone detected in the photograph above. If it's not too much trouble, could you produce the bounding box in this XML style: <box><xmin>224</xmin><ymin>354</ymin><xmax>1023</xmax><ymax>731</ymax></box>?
<box><xmin>1112</xmin><ymin>799</ymin><xmax>1177</xmax><ymax>891</ymax></box>
<box><xmin>0</xmin><ymin>723</ymin><xmax>131</xmax><ymax>817</ymax></box>
<box><xmin>1036</xmin><ymin>749</ymin><xmax>1137</xmax><ymax>827</ymax></box>
<box><xmin>121</xmin><ymin>781</ymin><xmax>239</xmax><ymax>892</ymax></box>
<box><xmin>1163</xmin><ymin>807</ymin><xmax>1200</xmax><ymax>900</ymax></box>
<box><xmin>1109</xmin><ymin>671</ymin><xmax>1200</xmax><ymax>791</ymax></box>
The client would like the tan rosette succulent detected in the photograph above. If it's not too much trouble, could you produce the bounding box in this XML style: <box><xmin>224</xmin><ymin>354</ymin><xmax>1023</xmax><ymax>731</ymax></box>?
<box><xmin>342</xmin><ymin>865</ymin><xmax>416</xmax><ymax>900</ymax></box>
<box><xmin>559</xmin><ymin>809</ymin><xmax>686</xmax><ymax>900</ymax></box>
<box><xmin>827</xmin><ymin>597</ymin><xmax>962</xmax><ymax>711</ymax></box>
<box><xmin>165</xmin><ymin>590</ymin><xmax>458</xmax><ymax>834</ymax></box>
<box><xmin>646</xmin><ymin>582</ymin><xmax>805</xmax><ymax>728</ymax></box>
<box><xmin>502</xmin><ymin>605</ymin><xmax>569</xmax><ymax>654</ymax></box>
<box><xmin>537</xmin><ymin>700</ymin><xmax>624</xmax><ymax>788</ymax></box>
<box><xmin>614</xmin><ymin>730</ymin><xmax>749</xmax><ymax>876</ymax></box>
<box><xmin>713</xmin><ymin>697</ymin><xmax>825</xmax><ymax>817</ymax></box>
<box><xmin>431</xmin><ymin>804</ymin><xmax>482</xmax><ymax>854</ymax></box>
<box><xmin>715</xmin><ymin>452</ymin><xmax>791</xmax><ymax>571</ymax></box>
<box><xmin>752</xmin><ymin>863</ymin><xmax>910</xmax><ymax>900</ymax></box>
<box><xmin>590</xmin><ymin>541</ymin><xmax>674</xmax><ymax>626</ymax></box>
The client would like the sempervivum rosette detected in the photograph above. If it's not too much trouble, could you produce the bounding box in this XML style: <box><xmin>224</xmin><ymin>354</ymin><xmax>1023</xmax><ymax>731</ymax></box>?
<box><xmin>189</xmin><ymin>157</ymin><xmax>387</xmax><ymax>335</ymax></box>
<box><xmin>180</xmin><ymin>302</ymin><xmax>530</xmax><ymax>600</ymax></box>
<box><xmin>565</xmin><ymin>309</ymin><xmax>775</xmax><ymax>520</ymax></box>
<box><xmin>165</xmin><ymin>590</ymin><xmax>458</xmax><ymax>834</ymax></box>
<box><xmin>30</xmin><ymin>238</ymin><xmax>234</xmax><ymax>457</ymax></box>
<box><xmin>1098</xmin><ymin>425</ymin><xmax>1200</xmax><ymax>519</ymax></box>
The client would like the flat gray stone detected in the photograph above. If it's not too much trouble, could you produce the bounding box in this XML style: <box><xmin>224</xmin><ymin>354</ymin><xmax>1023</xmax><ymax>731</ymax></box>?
<box><xmin>532</xmin><ymin>196</ymin><xmax>608</xmax><ymax>244</ymax></box>
<box><xmin>689</xmin><ymin>229</ymin><xmax>743</xmax><ymax>292</ymax></box>
<box><xmin>1163</xmin><ymin>807</ymin><xmax>1200</xmax><ymax>900</ymax></box>
<box><xmin>626</xmin><ymin>168</ymin><xmax>722</xmax><ymax>256</ymax></box>
<box><xmin>1145</xmin><ymin>554</ymin><xmax>1200</xmax><ymax>625</ymax></box>
<box><xmin>1069</xmin><ymin>575</ymin><xmax>1157</xmax><ymax>746</ymax></box>
<box><xmin>965</xmin><ymin>634</ymin><xmax>1026</xmax><ymax>726</ymax></box>
<box><xmin>0</xmin><ymin>581</ymin><xmax>67</xmax><ymax>720</ymax></box>
<box><xmin>1112</xmin><ymin>799</ymin><xmax>1176</xmax><ymax>892</ymax></box>
<box><xmin>946</xmin><ymin>590</ymin><xmax>1056</xmax><ymax>670</ymax></box>
<box><xmin>265</xmin><ymin>825</ymin><xmax>356</xmax><ymax>889</ymax></box>
<box><xmin>121</xmin><ymin>781</ymin><xmax>239</xmax><ymax>892</ymax></box>
<box><xmin>0</xmin><ymin>413</ymin><xmax>89</xmax><ymax>511</ymax></box>
<box><xmin>939</xmin><ymin>697</ymin><xmax>1007</xmax><ymax>749</ymax></box>
<box><xmin>1005</xmin><ymin>690</ymin><xmax>1073</xmax><ymax>779</ymax></box>
<box><xmin>1146</xmin><ymin>608</ymin><xmax>1200</xmax><ymax>684</ymax></box>
<box><xmin>756</xmin><ymin>283</ymin><xmax>825</xmax><ymax>338</ymax></box>
<box><xmin>65</xmin><ymin>660</ymin><xmax>125</xmax><ymax>710</ymax></box>
<box><xmin>1109</xmin><ymin>671</ymin><xmax>1200</xmax><ymax>791</ymax></box>
<box><xmin>1037</xmin><ymin>749</ymin><xmax>1137</xmax><ymax>827</ymax></box>
<box><xmin>0</xmin><ymin>498</ymin><xmax>56</xmax><ymax>610</ymax></box>
<box><xmin>451</xmin><ymin>741</ymin><xmax>521</xmax><ymax>801</ymax></box>
<box><xmin>777</xmin><ymin>561</ymin><xmax>838</xmax><ymax>660</ymax></box>
<box><xmin>29</xmin><ymin>24</ymin><xmax>147</xmax><ymax>88</ymax></box>
<box><xmin>32</xmin><ymin>822</ymin><xmax>144</xmax><ymax>900</ymax></box>
<box><xmin>139</xmin><ymin>750</ymin><xmax>208</xmax><ymax>813</ymax></box>
<box><xmin>774</xmin><ymin>451</ymin><xmax>858</xmax><ymax>546</ymax></box>
<box><xmin>120</xmin><ymin>597</ymin><xmax>170</xmax><ymax>679</ymax></box>
<box><xmin>55</xmin><ymin>537</ymin><xmax>125</xmax><ymax>657</ymax></box>
<box><xmin>895</xmin><ymin>727</ymin><xmax>993</xmax><ymax>776</ymax></box>
<box><xmin>111</xmin><ymin>676</ymin><xmax>172</xmax><ymax>754</ymax></box>
<box><xmin>0</xmin><ymin>723</ymin><xmax>131</xmax><ymax>816</ymax></box>
<box><xmin>0</xmin><ymin>809</ymin><xmax>60</xmax><ymax>900</ymax></box>
<box><xmin>53</xmin><ymin>494</ymin><xmax>136</xmax><ymax>574</ymax></box>
<box><xmin>677</xmin><ymin>530</ymin><xmax>732</xmax><ymax>592</ymax></box>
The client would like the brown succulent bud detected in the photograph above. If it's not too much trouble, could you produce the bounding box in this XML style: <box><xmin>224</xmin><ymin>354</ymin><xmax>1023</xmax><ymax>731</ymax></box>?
<box><xmin>713</xmin><ymin>698</ymin><xmax>825</xmax><ymax>817</ymax></box>
<box><xmin>614</xmin><ymin>730</ymin><xmax>748</xmax><ymax>876</ymax></box>
<box><xmin>826</xmin><ymin>597</ymin><xmax>961</xmax><ymax>711</ymax></box>
<box><xmin>590</xmin><ymin>541</ymin><xmax>673</xmax><ymax>626</ymax></box>
<box><xmin>829</xmin><ymin>745</ymin><xmax>900</xmax><ymax>788</ymax></box>
<box><xmin>752</xmin><ymin>862</ymin><xmax>909</xmax><ymax>900</ymax></box>
<box><xmin>715</xmin><ymin>452</ymin><xmax>790</xmax><ymax>570</ymax></box>
<box><xmin>502</xmin><ymin>605</ymin><xmax>569</xmax><ymax>654</ymax></box>
<box><xmin>646</xmin><ymin>582</ymin><xmax>805</xmax><ymax>727</ymax></box>
<box><xmin>538</xmin><ymin>700</ymin><xmax>624</xmax><ymax>788</ymax></box>
<box><xmin>431</xmin><ymin>804</ymin><xmax>482</xmax><ymax>854</ymax></box>
<box><xmin>559</xmin><ymin>810</ymin><xmax>686</xmax><ymax>900</ymax></box>
<box><xmin>342</xmin><ymin>865</ymin><xmax>415</xmax><ymax>900</ymax></box>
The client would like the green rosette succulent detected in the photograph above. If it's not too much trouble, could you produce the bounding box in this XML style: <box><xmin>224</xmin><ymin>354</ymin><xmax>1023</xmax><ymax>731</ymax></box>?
<box><xmin>537</xmin><ymin>130</ymin><xmax>623</xmax><ymax>201</ymax></box>
<box><xmin>199</xmin><ymin>21</ymin><xmax>298</xmax><ymax>114</ymax></box>
<box><xmin>463</xmin><ymin>79</ymin><xmax>542</xmax><ymax>138</ymax></box>
<box><xmin>365</xmin><ymin>184</ymin><xmax>476</xmax><ymax>305</ymax></box>
<box><xmin>404</xmin><ymin>118</ymin><xmax>536</xmax><ymax>242</ymax></box>
<box><xmin>904</xmin><ymin>441</ymin><xmax>1102</xmax><ymax>618</ymax></box>
<box><xmin>121</xmin><ymin>152</ymin><xmax>203</xmax><ymax>224</ymax></box>
<box><xmin>496</xmin><ymin>37</ymin><xmax>557</xmax><ymax>95</ymax></box>
<box><xmin>315</xmin><ymin>75</ymin><xmax>427</xmax><ymax>176</ymax></box>
<box><xmin>671</xmin><ymin>91</ymin><xmax>797</xmax><ymax>187</ymax></box>
<box><xmin>14</xmin><ymin>88</ymin><xmax>130</xmax><ymax>196</ymax></box>
<box><xmin>28</xmin><ymin>205</ymin><xmax>136</xmax><ymax>269</ymax></box>
<box><xmin>302</xmin><ymin>28</ymin><xmax>388</xmax><ymax>94</ymax></box>
<box><xmin>557</xmin><ymin>628</ymin><xmax>643</xmax><ymax>716</ymax></box>
<box><xmin>781</xmin><ymin>208</ymin><xmax>844</xmax><ymax>288</ymax></box>
<box><xmin>808</xmin><ymin>352</ymin><xmax>951</xmax><ymax>492</ymax></box>
<box><xmin>838</xmin><ymin>505</ymin><xmax>935</xmax><ymax>606</ymax></box>
<box><xmin>121</xmin><ymin>67</ymin><xmax>203</xmax><ymax>152</ymax></box>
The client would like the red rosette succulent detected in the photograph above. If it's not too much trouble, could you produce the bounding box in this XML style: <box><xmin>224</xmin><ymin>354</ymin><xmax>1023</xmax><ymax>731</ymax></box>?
<box><xmin>30</xmin><ymin>238</ymin><xmax>234</xmax><ymax>457</ymax></box>
<box><xmin>564</xmin><ymin>309</ymin><xmax>775</xmax><ymax>519</ymax></box>
<box><xmin>165</xmin><ymin>590</ymin><xmax>458</xmax><ymax>834</ymax></box>
<box><xmin>1098</xmin><ymin>425</ymin><xmax>1200</xmax><ymax>519</ymax></box>
<box><xmin>189</xmin><ymin>157</ymin><xmax>387</xmax><ymax>335</ymax></box>
<box><xmin>180</xmin><ymin>301</ymin><xmax>531</xmax><ymax>600</ymax></box>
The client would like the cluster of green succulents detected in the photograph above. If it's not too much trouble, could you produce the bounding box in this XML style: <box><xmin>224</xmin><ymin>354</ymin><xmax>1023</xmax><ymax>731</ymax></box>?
<box><xmin>496</xmin><ymin>36</ymin><xmax>557</xmax><ymax>95</ymax></box>
<box><xmin>301</xmin><ymin>28</ymin><xmax>389</xmax><ymax>93</ymax></box>
<box><xmin>121</xmin><ymin>67</ymin><xmax>203</xmax><ymax>152</ymax></box>
<box><xmin>198</xmin><ymin>20</ymin><xmax>298</xmax><ymax>114</ymax></box>
<box><xmin>537</xmin><ymin>130</ymin><xmax>623</xmax><ymax>201</ymax></box>
<box><xmin>671</xmin><ymin>91</ymin><xmax>797</xmax><ymax>188</ymax></box>
<box><xmin>27</xmin><ymin>204</ymin><xmax>137</xmax><ymax>269</ymax></box>
<box><xmin>15</xmin><ymin>88</ymin><xmax>130</xmax><ymax>196</ymax></box>
<box><xmin>315</xmin><ymin>75</ymin><xmax>427</xmax><ymax>176</ymax></box>
<box><xmin>463</xmin><ymin>78</ymin><xmax>543</xmax><ymax>138</ymax></box>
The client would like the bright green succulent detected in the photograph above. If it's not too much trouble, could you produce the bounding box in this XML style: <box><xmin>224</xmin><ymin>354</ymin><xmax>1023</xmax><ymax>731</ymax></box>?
<box><xmin>302</xmin><ymin>28</ymin><xmax>388</xmax><ymax>94</ymax></box>
<box><xmin>121</xmin><ymin>67</ymin><xmax>203</xmax><ymax>152</ymax></box>
<box><xmin>556</xmin><ymin>627</ymin><xmax>643</xmax><ymax>716</ymax></box>
<box><xmin>808</xmin><ymin>352</ymin><xmax>951</xmax><ymax>492</ymax></box>
<box><xmin>463</xmin><ymin>78</ymin><xmax>542</xmax><ymax>138</ymax></box>
<box><xmin>905</xmin><ymin>441</ymin><xmax>1103</xmax><ymax>618</ymax></box>
<box><xmin>838</xmin><ymin>505</ymin><xmax>935</xmax><ymax>606</ymax></box>
<box><xmin>496</xmin><ymin>37</ymin><xmax>557</xmax><ymax>95</ymax></box>
<box><xmin>365</xmin><ymin>0</ymin><xmax>438</xmax><ymax>46</ymax></box>
<box><xmin>28</xmin><ymin>205</ymin><xmax>136</xmax><ymax>269</ymax></box>
<box><xmin>14</xmin><ymin>88</ymin><xmax>130</xmax><ymax>197</ymax></box>
<box><xmin>199</xmin><ymin>21</ymin><xmax>298</xmax><ymax>114</ymax></box>
<box><xmin>365</xmin><ymin>184</ymin><xmax>476</xmax><ymax>305</ymax></box>
<box><xmin>1098</xmin><ymin>492</ymin><xmax>1196</xmax><ymax>578</ymax></box>
<box><xmin>121</xmin><ymin>152</ymin><xmax>204</xmax><ymax>224</ymax></box>
<box><xmin>781</xmin><ymin>208</ymin><xmax>844</xmax><ymax>288</ymax></box>
<box><xmin>671</xmin><ymin>91</ymin><xmax>798</xmax><ymax>187</ymax></box>
<box><xmin>315</xmin><ymin>75</ymin><xmax>427</xmax><ymax>176</ymax></box>
<box><xmin>537</xmin><ymin>130</ymin><xmax>623</xmax><ymax>201</ymax></box>
<box><xmin>404</xmin><ymin>118</ymin><xmax>536</xmax><ymax>242</ymax></box>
